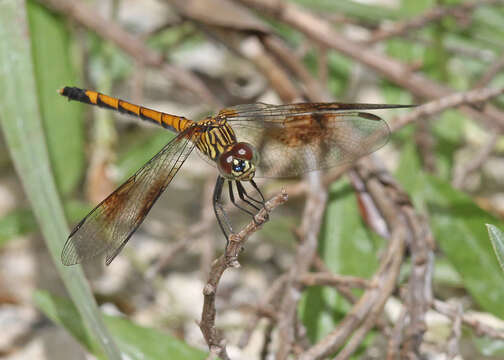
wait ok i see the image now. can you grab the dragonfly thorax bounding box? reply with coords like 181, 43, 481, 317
217, 142, 259, 181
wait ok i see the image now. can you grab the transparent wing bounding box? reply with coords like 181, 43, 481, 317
61, 128, 199, 266
220, 103, 397, 178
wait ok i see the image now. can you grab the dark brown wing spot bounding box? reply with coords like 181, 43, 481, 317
271, 114, 333, 147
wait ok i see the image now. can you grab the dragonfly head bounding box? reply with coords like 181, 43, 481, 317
218, 142, 259, 181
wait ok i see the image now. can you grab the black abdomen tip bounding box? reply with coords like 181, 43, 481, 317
59, 86, 91, 104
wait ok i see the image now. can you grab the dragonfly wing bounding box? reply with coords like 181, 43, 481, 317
61, 128, 198, 266
221, 103, 393, 178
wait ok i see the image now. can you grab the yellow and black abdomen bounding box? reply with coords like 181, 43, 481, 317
60, 87, 193, 133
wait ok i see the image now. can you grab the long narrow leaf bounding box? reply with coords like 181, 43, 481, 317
487, 224, 504, 273
0, 2, 121, 359
35, 290, 208, 360
27, 0, 85, 195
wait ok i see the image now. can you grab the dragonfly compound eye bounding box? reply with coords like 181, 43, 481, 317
218, 142, 258, 180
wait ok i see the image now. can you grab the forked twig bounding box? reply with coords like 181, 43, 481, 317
199, 191, 288, 359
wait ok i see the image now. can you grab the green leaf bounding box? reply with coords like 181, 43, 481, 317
35, 290, 208, 360
396, 149, 504, 318
486, 224, 504, 273
300, 179, 381, 342
431, 110, 467, 181
0, 201, 91, 249
292, 0, 404, 24
0, 2, 120, 358
26, 0, 84, 195
0, 209, 37, 247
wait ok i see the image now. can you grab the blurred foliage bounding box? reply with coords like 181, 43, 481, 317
299, 178, 383, 342
0, 1, 123, 358
397, 143, 504, 317
0, 0, 503, 358
35, 290, 208, 360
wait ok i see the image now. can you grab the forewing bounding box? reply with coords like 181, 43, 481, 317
61, 129, 198, 266
221, 103, 392, 177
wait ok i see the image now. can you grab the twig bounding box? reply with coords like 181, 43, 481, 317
261, 36, 331, 101
236, 0, 504, 131
295, 160, 408, 360
365, 0, 502, 44
298, 272, 370, 290
474, 53, 504, 88
299, 226, 406, 360
311, 255, 360, 304
401, 207, 434, 357
275, 172, 328, 360
390, 86, 504, 132
433, 300, 504, 341
447, 303, 463, 360
386, 306, 407, 360
238, 274, 288, 348
452, 131, 498, 189
408, 34, 496, 62
38, 0, 220, 105
260, 321, 274, 360
414, 117, 437, 173
204, 28, 301, 103
199, 191, 288, 359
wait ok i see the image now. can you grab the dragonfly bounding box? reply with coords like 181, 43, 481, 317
59, 86, 411, 266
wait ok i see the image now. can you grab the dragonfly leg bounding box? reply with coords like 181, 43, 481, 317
233, 181, 268, 225
213, 175, 233, 241
236, 180, 263, 205
248, 179, 268, 222
228, 181, 259, 216
249, 179, 266, 204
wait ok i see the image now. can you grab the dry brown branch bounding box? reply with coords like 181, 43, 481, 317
261, 36, 331, 101
292, 160, 413, 359
408, 33, 496, 62
433, 300, 504, 341
276, 172, 328, 359
238, 274, 288, 348
39, 0, 220, 105
311, 255, 360, 305
236, 0, 504, 131
204, 29, 301, 103
401, 207, 434, 357
298, 226, 406, 360
298, 272, 370, 289
365, 0, 502, 44
414, 117, 437, 173
386, 306, 407, 360
474, 53, 504, 88
447, 303, 463, 360
357, 159, 434, 358
199, 191, 288, 359
348, 170, 390, 238
260, 321, 274, 360
166, 0, 301, 103
452, 131, 499, 189
390, 86, 504, 132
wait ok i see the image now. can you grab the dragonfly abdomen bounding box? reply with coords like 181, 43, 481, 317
59, 87, 193, 133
